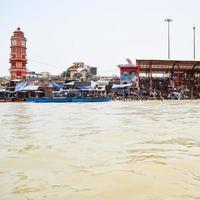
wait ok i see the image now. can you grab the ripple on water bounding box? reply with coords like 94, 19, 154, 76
0, 101, 200, 200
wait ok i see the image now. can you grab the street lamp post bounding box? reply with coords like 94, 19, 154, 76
193, 26, 196, 60
164, 18, 173, 59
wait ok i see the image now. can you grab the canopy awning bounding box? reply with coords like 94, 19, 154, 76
49, 83, 64, 90
136, 59, 200, 72
79, 86, 95, 91
112, 83, 132, 89
64, 81, 75, 86
22, 85, 40, 91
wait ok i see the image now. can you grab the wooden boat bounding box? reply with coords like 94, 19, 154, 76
0, 98, 13, 102
0, 98, 25, 102
25, 97, 111, 103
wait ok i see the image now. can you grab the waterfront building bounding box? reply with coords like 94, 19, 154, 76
118, 59, 140, 86
41, 72, 50, 79
0, 76, 10, 86
67, 62, 97, 80
26, 71, 43, 80
116, 59, 200, 99
9, 27, 28, 80
26, 71, 52, 81
137, 59, 200, 99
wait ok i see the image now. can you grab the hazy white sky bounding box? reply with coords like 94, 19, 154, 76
0, 0, 200, 76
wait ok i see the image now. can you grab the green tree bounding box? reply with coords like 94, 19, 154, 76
61, 68, 70, 78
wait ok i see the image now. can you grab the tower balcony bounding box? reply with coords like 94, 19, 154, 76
9, 68, 27, 72
9, 58, 27, 63
10, 46, 27, 49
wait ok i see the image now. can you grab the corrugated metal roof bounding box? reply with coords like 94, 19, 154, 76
136, 59, 200, 72
22, 85, 39, 91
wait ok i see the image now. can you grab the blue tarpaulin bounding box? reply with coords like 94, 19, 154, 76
112, 83, 132, 89
15, 82, 28, 92
79, 86, 94, 91
49, 83, 64, 90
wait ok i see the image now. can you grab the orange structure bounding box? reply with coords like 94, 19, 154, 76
9, 27, 28, 80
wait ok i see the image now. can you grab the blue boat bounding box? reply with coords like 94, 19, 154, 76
25, 97, 111, 103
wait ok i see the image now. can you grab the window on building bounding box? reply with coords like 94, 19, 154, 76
12, 48, 16, 53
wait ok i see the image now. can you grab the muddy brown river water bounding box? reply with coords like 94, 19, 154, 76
0, 101, 200, 200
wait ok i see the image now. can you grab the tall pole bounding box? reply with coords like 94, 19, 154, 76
164, 18, 173, 59
193, 26, 196, 60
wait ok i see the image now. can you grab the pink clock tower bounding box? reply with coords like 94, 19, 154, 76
9, 27, 28, 80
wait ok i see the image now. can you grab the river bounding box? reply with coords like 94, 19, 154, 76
0, 101, 200, 200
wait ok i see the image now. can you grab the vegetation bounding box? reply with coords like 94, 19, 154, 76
61, 68, 70, 78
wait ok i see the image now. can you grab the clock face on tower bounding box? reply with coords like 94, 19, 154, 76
22, 40, 26, 47
11, 40, 16, 46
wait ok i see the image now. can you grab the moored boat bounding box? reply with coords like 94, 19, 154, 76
25, 97, 111, 103
0, 98, 25, 102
